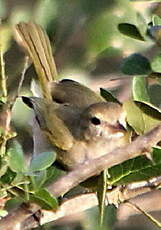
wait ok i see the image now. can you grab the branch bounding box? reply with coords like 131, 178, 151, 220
49, 123, 161, 197
0, 123, 161, 230
20, 180, 160, 229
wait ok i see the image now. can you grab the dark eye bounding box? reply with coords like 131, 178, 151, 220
90, 117, 101, 125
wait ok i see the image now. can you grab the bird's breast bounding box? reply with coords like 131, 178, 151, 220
56, 134, 129, 170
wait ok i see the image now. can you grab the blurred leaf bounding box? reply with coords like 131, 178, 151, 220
1, 168, 16, 184
118, 23, 145, 41
151, 53, 161, 73
104, 205, 117, 229
100, 88, 121, 104
149, 84, 161, 106
30, 170, 47, 191
45, 166, 62, 186
123, 100, 161, 135
121, 53, 151, 75
8, 141, 25, 173
10, 8, 32, 25
137, 13, 147, 37
87, 12, 118, 55
0, 157, 8, 177
108, 147, 161, 185
11, 173, 29, 187
97, 47, 122, 59
29, 151, 56, 172
0, 209, 8, 217
0, 0, 6, 18
152, 15, 161, 26
30, 188, 58, 210
34, 0, 58, 28
5, 197, 23, 211
132, 76, 150, 102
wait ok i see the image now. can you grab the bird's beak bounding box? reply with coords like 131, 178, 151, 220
102, 121, 127, 139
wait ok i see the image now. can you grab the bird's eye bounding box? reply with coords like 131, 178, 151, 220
90, 117, 101, 125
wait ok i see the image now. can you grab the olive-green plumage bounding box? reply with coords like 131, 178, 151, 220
16, 22, 129, 171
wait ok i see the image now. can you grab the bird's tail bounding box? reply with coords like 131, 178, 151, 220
15, 22, 57, 100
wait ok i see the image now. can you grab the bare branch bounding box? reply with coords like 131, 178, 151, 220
20, 180, 160, 229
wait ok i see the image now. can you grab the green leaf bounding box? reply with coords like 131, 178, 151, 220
11, 173, 29, 186
121, 53, 152, 75
0, 168, 16, 184
100, 88, 121, 104
132, 76, 150, 102
5, 197, 23, 211
30, 188, 58, 210
0, 157, 8, 177
45, 166, 62, 186
118, 23, 145, 41
107, 147, 161, 186
97, 170, 107, 226
29, 151, 56, 172
152, 15, 161, 26
137, 13, 147, 37
30, 170, 47, 191
8, 141, 25, 173
0, 209, 8, 217
151, 53, 161, 73
123, 100, 161, 135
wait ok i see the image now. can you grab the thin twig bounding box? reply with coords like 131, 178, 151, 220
0, 46, 7, 101
126, 201, 161, 228
17, 56, 30, 97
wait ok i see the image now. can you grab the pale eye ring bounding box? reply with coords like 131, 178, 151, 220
90, 117, 101, 125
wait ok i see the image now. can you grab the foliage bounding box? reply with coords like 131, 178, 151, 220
0, 1, 161, 230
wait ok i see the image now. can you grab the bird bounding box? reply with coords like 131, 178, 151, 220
15, 22, 129, 171
22, 96, 128, 170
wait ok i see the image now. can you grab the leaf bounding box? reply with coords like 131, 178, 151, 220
118, 23, 145, 41
107, 147, 161, 186
45, 166, 62, 186
100, 88, 121, 104
120, 53, 152, 75
12, 173, 29, 187
123, 100, 161, 135
151, 53, 161, 73
137, 13, 147, 38
97, 170, 107, 227
29, 151, 56, 172
8, 141, 25, 173
132, 76, 150, 102
0, 168, 16, 184
0, 157, 8, 177
5, 197, 23, 210
30, 188, 58, 210
30, 170, 47, 191
152, 15, 161, 26
0, 209, 8, 217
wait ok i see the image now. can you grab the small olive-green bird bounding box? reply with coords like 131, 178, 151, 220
22, 96, 128, 170
15, 22, 129, 171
